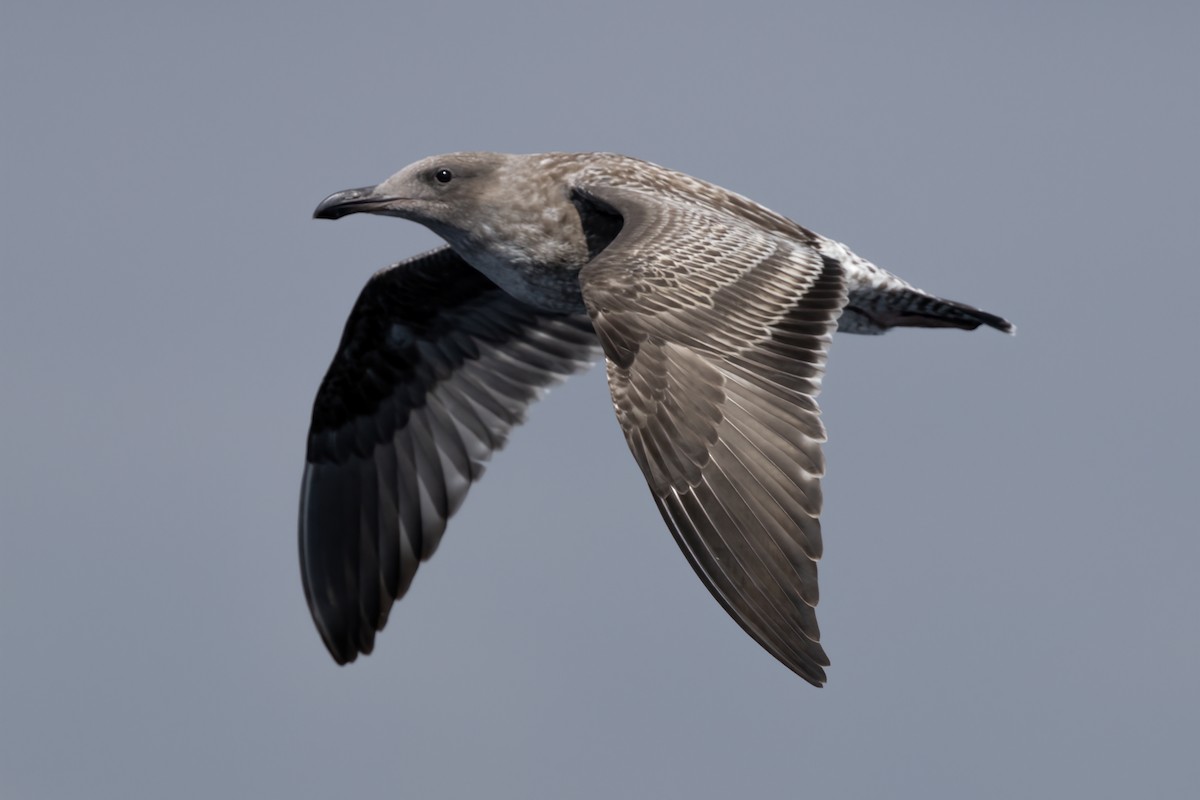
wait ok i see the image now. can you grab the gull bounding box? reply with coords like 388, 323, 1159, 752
302, 152, 1012, 686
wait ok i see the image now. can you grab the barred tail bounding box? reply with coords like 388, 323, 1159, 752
838, 287, 1014, 335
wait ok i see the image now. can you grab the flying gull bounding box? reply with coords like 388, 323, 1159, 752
302, 152, 1012, 686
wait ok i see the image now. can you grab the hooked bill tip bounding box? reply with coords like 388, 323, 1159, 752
313, 185, 381, 220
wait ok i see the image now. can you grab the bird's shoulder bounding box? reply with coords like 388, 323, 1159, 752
566, 152, 819, 246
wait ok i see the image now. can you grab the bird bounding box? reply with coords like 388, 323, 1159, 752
301, 151, 1012, 687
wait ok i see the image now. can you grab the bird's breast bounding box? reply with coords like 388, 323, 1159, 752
455, 244, 588, 314
448, 216, 591, 314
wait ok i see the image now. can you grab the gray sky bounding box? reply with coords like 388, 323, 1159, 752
2, 2, 1197, 798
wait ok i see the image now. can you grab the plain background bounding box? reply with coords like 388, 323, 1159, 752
3, 2, 1197, 798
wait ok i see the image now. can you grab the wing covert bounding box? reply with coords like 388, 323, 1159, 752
576, 184, 848, 685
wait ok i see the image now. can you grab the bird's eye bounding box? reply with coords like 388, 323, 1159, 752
434, 168, 453, 184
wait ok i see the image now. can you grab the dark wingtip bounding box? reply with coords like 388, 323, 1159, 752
321, 623, 373, 666
796, 664, 828, 688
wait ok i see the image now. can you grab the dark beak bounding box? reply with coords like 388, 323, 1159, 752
313, 185, 389, 220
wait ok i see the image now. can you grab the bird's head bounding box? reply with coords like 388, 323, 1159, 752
312, 152, 525, 238
314, 151, 599, 275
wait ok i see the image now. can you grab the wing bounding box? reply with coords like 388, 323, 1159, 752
301, 246, 598, 663
575, 185, 848, 686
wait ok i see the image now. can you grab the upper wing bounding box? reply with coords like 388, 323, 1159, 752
575, 185, 848, 686
301, 246, 598, 663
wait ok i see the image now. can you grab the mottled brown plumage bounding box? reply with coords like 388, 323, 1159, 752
303, 152, 1012, 685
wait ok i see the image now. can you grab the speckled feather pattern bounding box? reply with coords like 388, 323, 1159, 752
302, 151, 1012, 685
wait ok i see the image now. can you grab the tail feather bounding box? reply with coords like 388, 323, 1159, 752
838, 287, 1014, 335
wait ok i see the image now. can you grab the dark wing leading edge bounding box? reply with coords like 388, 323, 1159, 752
301, 246, 598, 664
575, 184, 848, 686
